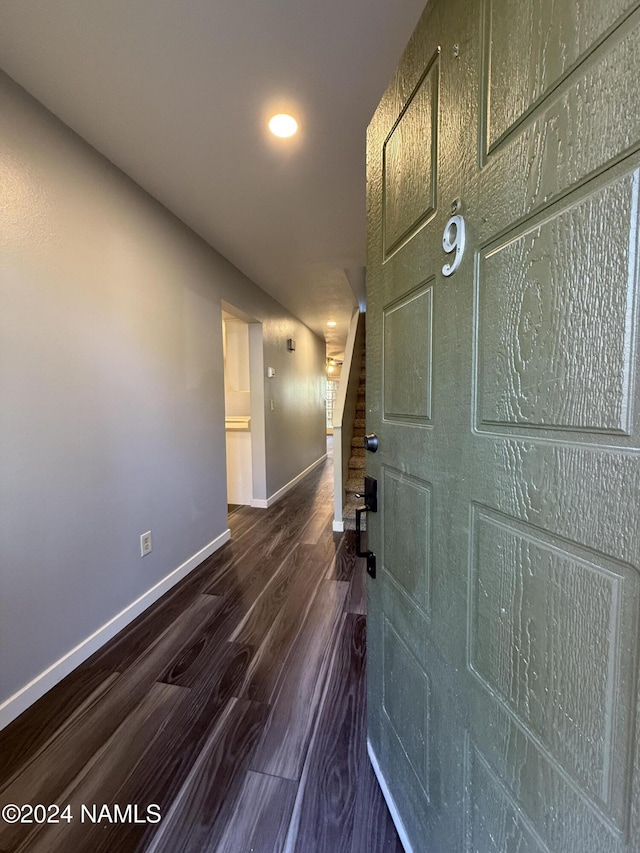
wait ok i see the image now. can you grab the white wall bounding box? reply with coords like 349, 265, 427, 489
0, 71, 326, 721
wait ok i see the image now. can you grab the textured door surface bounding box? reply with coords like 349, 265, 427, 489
366, 1, 640, 851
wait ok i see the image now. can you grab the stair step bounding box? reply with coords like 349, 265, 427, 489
342, 496, 366, 530
343, 494, 362, 515
343, 342, 367, 518
346, 475, 364, 494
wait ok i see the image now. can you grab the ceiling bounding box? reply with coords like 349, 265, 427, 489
0, 0, 426, 359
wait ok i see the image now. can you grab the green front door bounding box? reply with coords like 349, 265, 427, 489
366, 1, 640, 850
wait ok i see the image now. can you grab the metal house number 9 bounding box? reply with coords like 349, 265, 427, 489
442, 214, 466, 276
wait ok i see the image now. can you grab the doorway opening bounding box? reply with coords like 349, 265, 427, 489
221, 302, 267, 514
325, 357, 342, 436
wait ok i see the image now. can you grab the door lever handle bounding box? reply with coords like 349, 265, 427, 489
356, 507, 377, 579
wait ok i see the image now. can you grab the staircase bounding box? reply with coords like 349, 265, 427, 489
343, 353, 366, 529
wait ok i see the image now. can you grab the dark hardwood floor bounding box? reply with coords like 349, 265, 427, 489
0, 443, 402, 852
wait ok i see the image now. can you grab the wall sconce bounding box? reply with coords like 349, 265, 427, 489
287, 338, 296, 351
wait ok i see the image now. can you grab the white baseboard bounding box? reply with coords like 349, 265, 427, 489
367, 739, 414, 853
252, 454, 327, 509
332, 519, 345, 532
0, 528, 231, 731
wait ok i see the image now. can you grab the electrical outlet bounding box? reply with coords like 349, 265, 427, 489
140, 531, 152, 557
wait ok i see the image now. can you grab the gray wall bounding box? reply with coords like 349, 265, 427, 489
0, 71, 326, 708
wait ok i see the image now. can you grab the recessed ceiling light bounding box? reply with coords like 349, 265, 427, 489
327, 320, 337, 327
269, 114, 298, 138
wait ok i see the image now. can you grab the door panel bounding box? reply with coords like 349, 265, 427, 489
383, 51, 439, 257
483, 0, 637, 152
366, 0, 640, 850
465, 735, 551, 853
478, 8, 640, 231
469, 506, 639, 827
382, 466, 432, 614
476, 171, 639, 439
383, 617, 431, 797
383, 283, 434, 423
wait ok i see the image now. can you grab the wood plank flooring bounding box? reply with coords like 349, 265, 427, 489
0, 443, 402, 852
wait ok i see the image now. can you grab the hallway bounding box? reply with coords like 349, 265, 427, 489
0, 444, 402, 852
